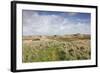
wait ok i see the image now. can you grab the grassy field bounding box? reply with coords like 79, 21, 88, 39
22, 34, 91, 63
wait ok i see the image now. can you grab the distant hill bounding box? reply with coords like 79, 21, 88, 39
23, 34, 90, 41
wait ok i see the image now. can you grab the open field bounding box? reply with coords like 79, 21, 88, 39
22, 34, 91, 63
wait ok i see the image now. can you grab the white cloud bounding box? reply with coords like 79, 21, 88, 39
23, 11, 90, 36
67, 12, 78, 16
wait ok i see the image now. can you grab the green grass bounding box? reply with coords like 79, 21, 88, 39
22, 40, 91, 63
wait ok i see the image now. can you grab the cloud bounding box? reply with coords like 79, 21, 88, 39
67, 12, 78, 16
23, 10, 90, 36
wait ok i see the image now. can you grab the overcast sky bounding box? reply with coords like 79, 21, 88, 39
22, 10, 91, 36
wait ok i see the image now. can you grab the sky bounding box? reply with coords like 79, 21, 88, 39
22, 10, 91, 36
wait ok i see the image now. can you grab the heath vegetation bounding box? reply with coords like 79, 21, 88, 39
22, 34, 91, 63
